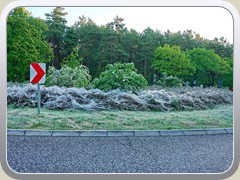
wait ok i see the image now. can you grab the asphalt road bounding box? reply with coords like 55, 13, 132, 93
7, 134, 233, 173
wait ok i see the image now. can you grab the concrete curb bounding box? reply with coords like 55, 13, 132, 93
7, 128, 233, 137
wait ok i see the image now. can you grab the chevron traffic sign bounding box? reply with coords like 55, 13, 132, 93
30, 63, 46, 84
30, 63, 46, 114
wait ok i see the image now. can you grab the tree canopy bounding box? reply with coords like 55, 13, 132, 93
7, 7, 233, 88
7, 7, 52, 82
45, 7, 68, 69
152, 45, 195, 78
186, 48, 232, 86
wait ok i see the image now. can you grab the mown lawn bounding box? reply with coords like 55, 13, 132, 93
7, 104, 233, 130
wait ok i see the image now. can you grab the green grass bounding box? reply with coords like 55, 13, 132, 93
7, 104, 233, 130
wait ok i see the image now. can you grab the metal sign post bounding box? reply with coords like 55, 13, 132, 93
37, 83, 41, 115
30, 63, 46, 115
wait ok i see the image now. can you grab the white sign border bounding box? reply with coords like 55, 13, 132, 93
30, 63, 46, 84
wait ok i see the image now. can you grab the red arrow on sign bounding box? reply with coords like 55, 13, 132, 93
31, 63, 46, 84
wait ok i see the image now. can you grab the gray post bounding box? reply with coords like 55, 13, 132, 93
56, 69, 60, 85
153, 74, 157, 85
38, 83, 40, 115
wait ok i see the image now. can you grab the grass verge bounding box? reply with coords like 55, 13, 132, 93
7, 105, 233, 130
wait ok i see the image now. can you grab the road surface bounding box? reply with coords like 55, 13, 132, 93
7, 134, 233, 173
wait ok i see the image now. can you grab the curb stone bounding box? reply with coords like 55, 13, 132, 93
80, 131, 107, 137
205, 128, 228, 135
160, 130, 184, 136
52, 131, 80, 137
7, 128, 233, 137
25, 130, 52, 136
225, 128, 233, 134
7, 130, 25, 136
134, 130, 160, 137
183, 129, 206, 135
108, 130, 134, 137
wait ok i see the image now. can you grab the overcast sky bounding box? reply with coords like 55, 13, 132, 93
26, 7, 233, 43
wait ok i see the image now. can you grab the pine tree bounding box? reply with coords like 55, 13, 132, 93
45, 7, 68, 69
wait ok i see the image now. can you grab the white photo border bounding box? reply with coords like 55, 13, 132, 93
0, 0, 239, 179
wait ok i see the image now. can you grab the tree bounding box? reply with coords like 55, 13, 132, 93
76, 23, 103, 77
162, 30, 233, 59
95, 27, 129, 76
186, 48, 232, 86
152, 45, 195, 78
163, 30, 203, 51
204, 37, 233, 58
122, 29, 140, 63
62, 47, 82, 69
136, 27, 160, 82
45, 7, 68, 69
221, 57, 233, 88
107, 15, 126, 33
76, 15, 96, 26
7, 7, 52, 82
62, 26, 78, 58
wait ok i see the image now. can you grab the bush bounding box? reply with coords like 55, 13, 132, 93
92, 63, 148, 91
157, 73, 183, 87
45, 65, 91, 88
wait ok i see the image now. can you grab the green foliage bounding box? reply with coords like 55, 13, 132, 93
162, 30, 233, 58
45, 7, 68, 69
74, 23, 104, 78
185, 48, 232, 86
7, 7, 233, 87
92, 63, 148, 91
163, 30, 199, 51
95, 28, 129, 74
221, 57, 233, 88
157, 73, 183, 87
45, 65, 91, 88
62, 47, 82, 69
62, 26, 78, 58
204, 37, 233, 58
137, 27, 160, 82
152, 44, 195, 78
107, 15, 126, 32
7, 7, 52, 82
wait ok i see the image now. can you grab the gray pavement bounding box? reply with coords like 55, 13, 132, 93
7, 134, 233, 173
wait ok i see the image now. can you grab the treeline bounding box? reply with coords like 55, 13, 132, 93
7, 7, 233, 87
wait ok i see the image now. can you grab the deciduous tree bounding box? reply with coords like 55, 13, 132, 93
7, 7, 52, 82
152, 45, 195, 79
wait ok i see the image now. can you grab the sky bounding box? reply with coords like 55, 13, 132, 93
26, 7, 233, 43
